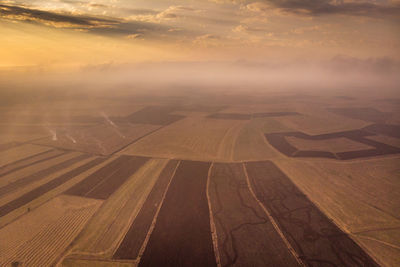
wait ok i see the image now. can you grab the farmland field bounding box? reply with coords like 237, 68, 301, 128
0, 89, 398, 267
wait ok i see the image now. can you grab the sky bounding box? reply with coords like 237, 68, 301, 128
0, 0, 399, 70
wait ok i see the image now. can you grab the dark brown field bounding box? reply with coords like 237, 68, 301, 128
139, 160, 217, 267
0, 157, 105, 217
245, 161, 379, 266
113, 159, 179, 260
209, 163, 300, 266
65, 155, 148, 199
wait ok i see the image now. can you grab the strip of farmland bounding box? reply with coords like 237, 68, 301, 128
244, 161, 379, 266
0, 157, 106, 218
208, 163, 300, 266
138, 160, 217, 267
65, 159, 168, 259
208, 111, 299, 120
65, 155, 148, 200
0, 149, 65, 177
0, 142, 20, 152
113, 160, 179, 260
0, 144, 52, 168
0, 153, 91, 198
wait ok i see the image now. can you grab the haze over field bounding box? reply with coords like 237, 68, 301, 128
0, 1, 399, 267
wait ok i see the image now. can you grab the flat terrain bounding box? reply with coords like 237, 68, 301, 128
0, 89, 398, 266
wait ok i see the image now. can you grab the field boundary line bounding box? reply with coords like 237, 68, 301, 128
242, 163, 306, 267
111, 159, 170, 256
352, 234, 400, 250
206, 162, 222, 267
111, 125, 166, 155
136, 160, 181, 262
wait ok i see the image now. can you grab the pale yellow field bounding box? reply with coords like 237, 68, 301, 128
277, 110, 369, 135
65, 158, 169, 260
120, 117, 246, 161
275, 156, 400, 266
275, 157, 400, 232
354, 232, 400, 267
286, 136, 373, 152
0, 144, 52, 167
0, 195, 102, 266
232, 118, 290, 161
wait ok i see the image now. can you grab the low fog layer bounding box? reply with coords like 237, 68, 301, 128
1, 57, 399, 105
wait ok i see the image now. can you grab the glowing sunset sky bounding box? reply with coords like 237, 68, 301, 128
0, 0, 399, 69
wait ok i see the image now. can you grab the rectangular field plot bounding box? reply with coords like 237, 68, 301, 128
208, 163, 299, 266
113, 160, 179, 260
139, 160, 217, 267
245, 161, 379, 267
65, 155, 148, 199
121, 117, 245, 161
0, 195, 102, 266
34, 123, 160, 155
65, 158, 169, 259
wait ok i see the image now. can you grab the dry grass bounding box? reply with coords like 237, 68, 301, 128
65, 158, 168, 260
0, 195, 102, 266
121, 117, 245, 161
